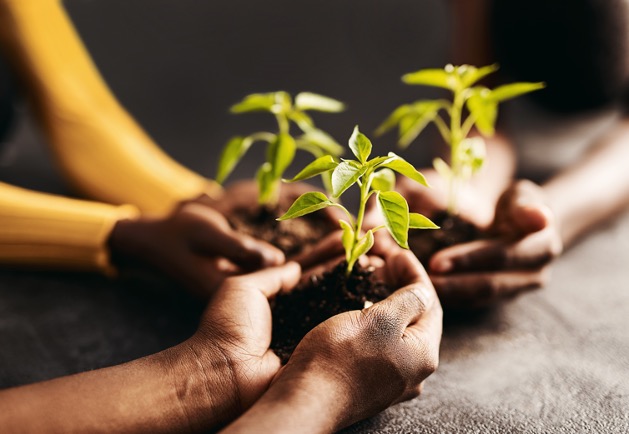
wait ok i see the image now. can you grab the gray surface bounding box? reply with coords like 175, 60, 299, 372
1, 1, 629, 433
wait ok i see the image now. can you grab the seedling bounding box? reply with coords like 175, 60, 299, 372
278, 126, 438, 275
216, 91, 345, 206
377, 64, 544, 214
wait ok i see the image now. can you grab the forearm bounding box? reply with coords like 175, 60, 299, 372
0, 338, 234, 433
0, 0, 219, 215
543, 118, 629, 246
0, 182, 138, 274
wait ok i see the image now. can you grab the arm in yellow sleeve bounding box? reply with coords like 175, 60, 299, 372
0, 0, 219, 216
0, 182, 138, 274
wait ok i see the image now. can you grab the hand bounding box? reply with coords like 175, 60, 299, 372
108, 201, 285, 297
429, 180, 563, 308
224, 250, 443, 433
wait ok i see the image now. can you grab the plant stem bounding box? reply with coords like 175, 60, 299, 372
346, 172, 372, 276
447, 90, 465, 215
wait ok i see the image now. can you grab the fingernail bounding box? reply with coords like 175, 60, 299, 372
431, 259, 452, 274
259, 246, 285, 266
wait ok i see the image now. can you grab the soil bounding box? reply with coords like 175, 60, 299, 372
229, 205, 336, 257
271, 261, 391, 363
409, 211, 480, 265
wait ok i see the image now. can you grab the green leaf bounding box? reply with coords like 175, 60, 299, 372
398, 101, 443, 148
433, 157, 452, 180
459, 137, 486, 174
348, 126, 372, 163
409, 213, 439, 229
288, 110, 315, 131
459, 64, 499, 88
490, 82, 545, 102
377, 191, 410, 249
267, 133, 296, 178
466, 87, 497, 136
382, 153, 428, 187
257, 163, 277, 204
402, 68, 458, 90
294, 92, 345, 112
286, 155, 338, 182
339, 219, 355, 262
216, 136, 252, 184
277, 192, 333, 220
331, 161, 366, 198
299, 129, 345, 157
375, 104, 412, 136
230, 93, 277, 114
349, 230, 374, 271
370, 168, 396, 192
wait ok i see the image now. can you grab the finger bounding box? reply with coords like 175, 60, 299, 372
290, 230, 345, 269
188, 205, 285, 269
430, 228, 559, 273
403, 294, 443, 378
493, 180, 550, 237
379, 249, 426, 288
430, 267, 550, 308
225, 262, 302, 298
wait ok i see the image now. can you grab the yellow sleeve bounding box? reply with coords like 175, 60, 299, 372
0, 182, 139, 274
0, 0, 220, 216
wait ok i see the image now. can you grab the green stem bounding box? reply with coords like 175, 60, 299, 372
347, 171, 372, 276
447, 90, 465, 215
275, 113, 290, 136
433, 115, 451, 143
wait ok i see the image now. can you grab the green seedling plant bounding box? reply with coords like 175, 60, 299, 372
377, 64, 545, 214
216, 91, 346, 207
278, 126, 439, 275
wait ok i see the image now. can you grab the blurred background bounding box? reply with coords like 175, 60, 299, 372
0, 0, 452, 195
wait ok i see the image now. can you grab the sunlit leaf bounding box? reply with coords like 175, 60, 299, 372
230, 93, 277, 113
294, 92, 345, 112
409, 213, 439, 229
267, 133, 296, 178
288, 110, 315, 131
286, 155, 338, 182
375, 104, 412, 136
490, 82, 545, 102
460, 64, 499, 88
466, 87, 497, 136
339, 219, 355, 262
257, 163, 277, 204
331, 161, 366, 198
349, 230, 374, 271
402, 68, 458, 91
398, 101, 444, 148
377, 191, 410, 249
349, 126, 372, 163
370, 168, 396, 192
299, 129, 345, 157
277, 192, 333, 220
216, 136, 252, 184
382, 153, 428, 187
433, 157, 452, 180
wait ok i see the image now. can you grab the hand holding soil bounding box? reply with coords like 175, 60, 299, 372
429, 180, 563, 308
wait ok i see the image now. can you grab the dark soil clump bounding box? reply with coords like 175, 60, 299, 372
271, 261, 391, 363
409, 211, 480, 264
229, 206, 336, 257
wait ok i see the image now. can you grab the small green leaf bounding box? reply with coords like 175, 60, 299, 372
267, 133, 296, 178
397, 101, 443, 148
349, 230, 374, 271
216, 136, 252, 184
339, 219, 355, 262
294, 92, 345, 112
377, 191, 410, 249
230, 93, 277, 114
460, 64, 499, 88
370, 168, 396, 192
433, 157, 452, 180
299, 129, 345, 157
490, 82, 545, 102
277, 192, 333, 220
348, 126, 372, 163
409, 213, 439, 229
288, 110, 315, 131
466, 87, 497, 136
402, 68, 458, 91
331, 161, 366, 197
459, 137, 486, 175
382, 153, 429, 187
375, 104, 412, 136
286, 155, 338, 182
257, 163, 277, 204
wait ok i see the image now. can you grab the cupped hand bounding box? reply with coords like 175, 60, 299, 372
273, 249, 443, 430
429, 180, 563, 308
108, 200, 285, 297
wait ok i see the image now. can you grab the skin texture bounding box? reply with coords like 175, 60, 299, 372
0, 249, 442, 433
222, 250, 443, 434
